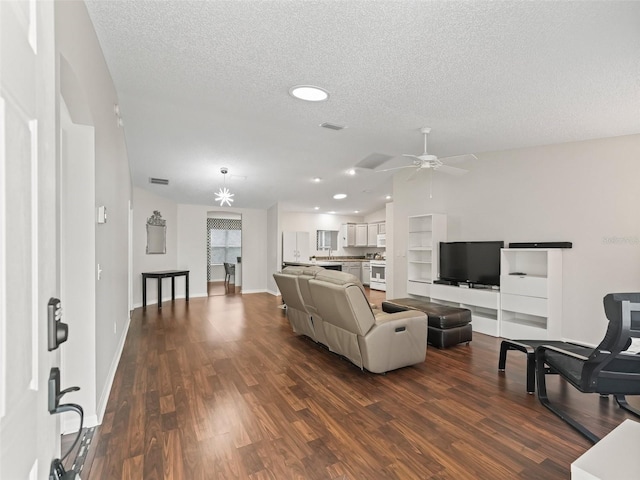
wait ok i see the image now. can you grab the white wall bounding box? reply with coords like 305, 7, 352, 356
384, 202, 395, 299
132, 198, 269, 304
364, 208, 386, 223
56, 1, 132, 424
177, 204, 268, 296
267, 203, 281, 294
176, 204, 207, 295
60, 100, 97, 429
132, 187, 178, 306
391, 134, 640, 345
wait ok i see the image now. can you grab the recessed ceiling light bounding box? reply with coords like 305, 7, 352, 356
289, 85, 329, 102
354, 210, 360, 213
313, 177, 322, 183
347, 169, 356, 176
333, 193, 347, 200
314, 206, 320, 210
385, 195, 392, 200
328, 211, 336, 214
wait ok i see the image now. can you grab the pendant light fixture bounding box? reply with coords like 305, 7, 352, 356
214, 167, 234, 206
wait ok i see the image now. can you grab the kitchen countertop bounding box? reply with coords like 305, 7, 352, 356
283, 258, 384, 268
283, 261, 342, 267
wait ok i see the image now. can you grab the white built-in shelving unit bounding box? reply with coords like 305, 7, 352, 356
499, 248, 563, 339
406, 214, 447, 298
405, 213, 564, 338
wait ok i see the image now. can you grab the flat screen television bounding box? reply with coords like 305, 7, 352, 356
439, 241, 504, 286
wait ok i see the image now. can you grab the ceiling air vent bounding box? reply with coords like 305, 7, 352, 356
355, 153, 394, 170
320, 122, 346, 131
149, 177, 169, 185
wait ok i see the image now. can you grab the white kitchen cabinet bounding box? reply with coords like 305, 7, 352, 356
342, 262, 362, 281
362, 262, 371, 285
378, 222, 386, 234
282, 231, 310, 263
341, 223, 356, 247
355, 224, 368, 246
499, 248, 563, 339
367, 223, 379, 247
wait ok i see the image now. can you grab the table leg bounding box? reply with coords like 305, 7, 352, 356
142, 275, 147, 309
158, 277, 162, 309
186, 273, 189, 302
171, 276, 176, 302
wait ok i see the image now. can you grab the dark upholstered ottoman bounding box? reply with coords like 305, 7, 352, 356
382, 298, 472, 348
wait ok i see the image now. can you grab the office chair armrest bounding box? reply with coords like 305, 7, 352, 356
535, 344, 591, 362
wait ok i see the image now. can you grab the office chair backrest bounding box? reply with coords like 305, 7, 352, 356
581, 293, 640, 383
599, 293, 640, 353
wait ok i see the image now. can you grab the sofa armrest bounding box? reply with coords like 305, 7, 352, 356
358, 311, 428, 373
373, 309, 424, 325
381, 302, 411, 314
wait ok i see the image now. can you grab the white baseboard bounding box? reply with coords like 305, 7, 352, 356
266, 289, 280, 296
132, 292, 208, 309
96, 313, 131, 424
62, 413, 98, 434
240, 288, 268, 294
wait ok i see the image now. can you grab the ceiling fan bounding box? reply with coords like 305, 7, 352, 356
379, 127, 475, 178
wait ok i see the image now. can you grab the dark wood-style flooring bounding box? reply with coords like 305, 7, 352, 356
81, 291, 639, 479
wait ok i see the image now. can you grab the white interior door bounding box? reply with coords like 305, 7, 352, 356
0, 1, 60, 478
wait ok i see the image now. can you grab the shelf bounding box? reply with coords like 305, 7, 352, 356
502, 293, 547, 317
428, 283, 501, 336
501, 312, 548, 339
407, 280, 431, 297
463, 305, 499, 321
471, 315, 500, 337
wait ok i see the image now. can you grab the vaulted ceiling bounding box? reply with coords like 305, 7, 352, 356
85, 1, 640, 215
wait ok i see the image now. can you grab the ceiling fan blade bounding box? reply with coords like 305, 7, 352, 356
375, 165, 416, 173
402, 154, 423, 161
439, 153, 477, 164
435, 164, 468, 176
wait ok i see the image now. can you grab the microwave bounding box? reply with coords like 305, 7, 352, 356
376, 234, 386, 247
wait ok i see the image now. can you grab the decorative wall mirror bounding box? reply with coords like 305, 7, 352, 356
146, 210, 166, 254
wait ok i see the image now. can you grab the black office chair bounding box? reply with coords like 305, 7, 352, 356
223, 262, 235, 291
536, 293, 640, 443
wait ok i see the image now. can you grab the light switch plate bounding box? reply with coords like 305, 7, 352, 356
97, 205, 107, 224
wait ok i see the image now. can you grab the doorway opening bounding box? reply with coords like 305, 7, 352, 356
207, 213, 242, 296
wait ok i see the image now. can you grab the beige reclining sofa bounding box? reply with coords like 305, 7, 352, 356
273, 266, 428, 373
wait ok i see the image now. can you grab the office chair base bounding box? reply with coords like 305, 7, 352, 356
614, 395, 640, 418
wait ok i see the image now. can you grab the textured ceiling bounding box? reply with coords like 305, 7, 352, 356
85, 0, 640, 214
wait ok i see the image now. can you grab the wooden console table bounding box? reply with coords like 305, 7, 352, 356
142, 270, 189, 309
